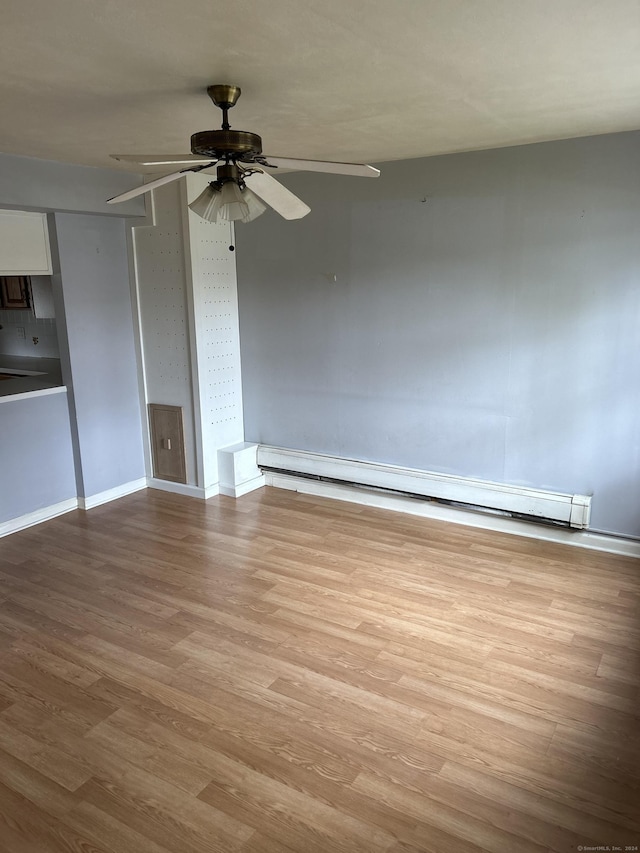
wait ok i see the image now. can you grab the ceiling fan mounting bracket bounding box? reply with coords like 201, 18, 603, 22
190, 129, 263, 160
207, 84, 242, 110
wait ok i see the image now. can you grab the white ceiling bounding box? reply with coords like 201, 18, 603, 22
1, 0, 639, 172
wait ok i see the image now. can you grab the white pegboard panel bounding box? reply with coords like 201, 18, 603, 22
186, 195, 245, 483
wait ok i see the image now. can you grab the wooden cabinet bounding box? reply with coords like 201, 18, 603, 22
0, 210, 52, 275
0, 275, 56, 317
0, 276, 30, 310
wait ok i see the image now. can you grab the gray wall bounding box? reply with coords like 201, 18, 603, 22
52, 213, 145, 499
0, 392, 76, 522
0, 154, 147, 525
235, 131, 640, 538
133, 180, 198, 485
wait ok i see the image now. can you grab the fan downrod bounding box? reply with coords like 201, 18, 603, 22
192, 83, 262, 160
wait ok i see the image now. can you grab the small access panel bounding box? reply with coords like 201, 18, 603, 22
149, 404, 187, 484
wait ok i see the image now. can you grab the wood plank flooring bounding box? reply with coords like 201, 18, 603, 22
0, 486, 639, 852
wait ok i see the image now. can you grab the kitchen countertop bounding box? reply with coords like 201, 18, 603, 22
0, 354, 64, 399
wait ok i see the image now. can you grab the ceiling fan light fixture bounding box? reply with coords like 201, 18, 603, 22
108, 83, 380, 214
188, 179, 266, 224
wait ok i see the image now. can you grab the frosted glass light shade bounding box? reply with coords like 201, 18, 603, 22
240, 188, 267, 222
188, 184, 223, 221
217, 182, 250, 221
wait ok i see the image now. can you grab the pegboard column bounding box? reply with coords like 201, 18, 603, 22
182, 173, 246, 493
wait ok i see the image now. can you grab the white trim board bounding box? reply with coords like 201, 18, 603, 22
0, 386, 67, 405
264, 472, 640, 559
78, 478, 147, 511
1, 478, 217, 541
257, 446, 591, 528
1, 479, 148, 537
147, 477, 219, 500
219, 474, 265, 498
0, 498, 78, 538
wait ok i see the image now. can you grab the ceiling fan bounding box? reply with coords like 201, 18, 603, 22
107, 84, 380, 223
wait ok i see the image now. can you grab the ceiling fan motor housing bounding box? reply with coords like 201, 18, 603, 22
190, 129, 263, 161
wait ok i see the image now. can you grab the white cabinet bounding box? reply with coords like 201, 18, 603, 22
0, 210, 52, 275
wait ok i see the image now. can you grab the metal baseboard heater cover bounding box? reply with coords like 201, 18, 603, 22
257, 446, 592, 529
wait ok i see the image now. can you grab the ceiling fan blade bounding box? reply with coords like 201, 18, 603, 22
260, 156, 380, 178
242, 170, 311, 220
106, 169, 191, 204
111, 154, 215, 166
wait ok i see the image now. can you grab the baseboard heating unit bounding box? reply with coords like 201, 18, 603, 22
256, 446, 592, 529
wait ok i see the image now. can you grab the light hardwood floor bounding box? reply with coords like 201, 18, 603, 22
0, 486, 639, 852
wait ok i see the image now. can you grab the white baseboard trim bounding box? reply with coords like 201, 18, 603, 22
79, 478, 148, 511
219, 474, 265, 498
0, 498, 79, 538
265, 472, 640, 559
204, 483, 221, 500
146, 478, 219, 500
